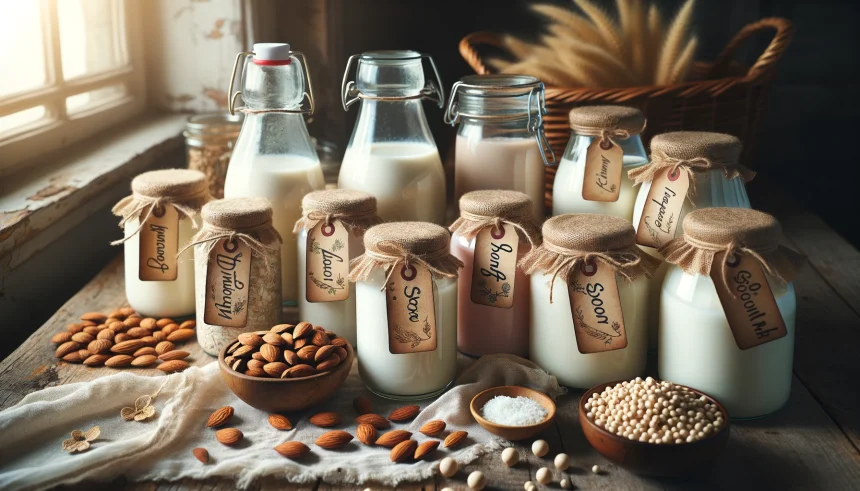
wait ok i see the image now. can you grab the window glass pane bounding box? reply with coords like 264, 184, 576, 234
0, 106, 47, 137
59, 0, 127, 80
66, 84, 126, 114
0, 1, 47, 97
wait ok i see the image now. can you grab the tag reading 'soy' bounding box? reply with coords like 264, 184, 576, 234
568, 260, 628, 353
470, 223, 519, 309
636, 168, 690, 248
386, 263, 438, 354
711, 252, 787, 350
582, 138, 624, 202
306, 219, 350, 302
204, 238, 251, 328
139, 204, 180, 281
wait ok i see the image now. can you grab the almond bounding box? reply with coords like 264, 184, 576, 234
353, 396, 373, 415
179, 320, 196, 330
311, 330, 330, 346
262, 332, 285, 346
231, 358, 247, 372
97, 329, 115, 341
238, 332, 264, 347
158, 360, 190, 373
159, 350, 190, 361
122, 317, 141, 328
155, 341, 175, 355
66, 323, 83, 334
71, 332, 94, 344
293, 321, 313, 340
268, 323, 292, 334
215, 428, 243, 446
293, 337, 309, 350
105, 354, 134, 367
153, 331, 166, 342
419, 420, 447, 437
137, 318, 156, 329
443, 430, 468, 448
226, 341, 242, 354
315, 357, 341, 372
51, 332, 73, 344
81, 312, 107, 322
224, 356, 235, 366
166, 329, 195, 342
207, 406, 234, 427
281, 332, 294, 346
111, 339, 146, 354
334, 346, 348, 361
83, 326, 100, 336
247, 359, 265, 371
118, 307, 134, 317
251, 352, 265, 361
108, 320, 124, 331
390, 439, 418, 463
107, 309, 124, 319
309, 411, 341, 427
87, 339, 112, 354
126, 327, 151, 338
260, 344, 281, 363
375, 430, 413, 448
134, 346, 157, 357
283, 350, 300, 366
263, 362, 288, 378
296, 345, 319, 361
286, 364, 316, 378
131, 354, 157, 367
192, 447, 209, 464
55, 341, 80, 358
268, 414, 293, 430
414, 440, 440, 460
388, 404, 420, 422
83, 354, 111, 366
162, 323, 180, 335
315, 430, 353, 449
356, 423, 377, 445
331, 337, 348, 348
233, 345, 255, 357
314, 345, 337, 362
275, 441, 310, 459
62, 351, 86, 363
156, 318, 175, 328
356, 413, 391, 430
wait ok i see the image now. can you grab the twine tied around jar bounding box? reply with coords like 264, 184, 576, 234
293, 189, 382, 235
568, 105, 646, 150
448, 189, 541, 247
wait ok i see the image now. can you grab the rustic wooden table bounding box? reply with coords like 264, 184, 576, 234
1, 211, 858, 490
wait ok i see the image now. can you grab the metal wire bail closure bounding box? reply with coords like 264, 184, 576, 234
340, 53, 446, 111
227, 50, 316, 116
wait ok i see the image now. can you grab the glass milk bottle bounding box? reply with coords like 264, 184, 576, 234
444, 75, 555, 219
349, 222, 463, 399
223, 43, 325, 305
521, 214, 659, 388
111, 169, 211, 318
448, 190, 540, 357
658, 208, 804, 418
295, 189, 381, 347
552, 106, 647, 220
338, 51, 446, 224
630, 132, 755, 349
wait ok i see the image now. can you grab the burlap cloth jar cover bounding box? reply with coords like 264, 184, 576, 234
568, 105, 646, 145
183, 197, 282, 356
293, 189, 381, 236
449, 189, 541, 246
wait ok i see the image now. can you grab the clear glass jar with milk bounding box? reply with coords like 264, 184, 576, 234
657, 208, 805, 418
349, 222, 463, 400
520, 214, 659, 389
223, 43, 325, 305
552, 106, 647, 219
629, 132, 755, 350
444, 75, 555, 220
338, 51, 446, 224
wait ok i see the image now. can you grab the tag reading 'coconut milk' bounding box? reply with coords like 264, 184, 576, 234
204, 238, 251, 328
386, 263, 438, 354
711, 252, 787, 350
568, 260, 628, 353
582, 138, 624, 202
470, 223, 519, 309
636, 168, 691, 248
138, 204, 179, 281
306, 219, 350, 302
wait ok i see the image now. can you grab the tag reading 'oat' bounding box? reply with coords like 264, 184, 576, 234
139, 204, 179, 281
636, 168, 690, 248
386, 263, 438, 354
711, 252, 787, 350
582, 138, 624, 202
204, 238, 251, 328
568, 260, 628, 353
470, 223, 519, 309
306, 219, 350, 302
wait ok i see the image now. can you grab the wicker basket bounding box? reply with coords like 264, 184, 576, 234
460, 18, 794, 210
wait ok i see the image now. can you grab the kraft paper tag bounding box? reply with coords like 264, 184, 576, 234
582, 138, 623, 202
386, 263, 438, 354
306, 219, 350, 302
568, 260, 628, 353
636, 168, 690, 248
470, 223, 519, 309
711, 252, 787, 350
204, 238, 251, 328
138, 204, 179, 281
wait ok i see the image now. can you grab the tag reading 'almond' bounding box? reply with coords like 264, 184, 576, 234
138, 204, 179, 281
306, 219, 350, 302
568, 260, 628, 353
470, 223, 519, 309
582, 138, 624, 202
711, 252, 787, 350
204, 238, 251, 328
636, 168, 690, 248
386, 263, 438, 354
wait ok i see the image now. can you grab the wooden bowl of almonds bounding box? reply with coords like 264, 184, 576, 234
218, 321, 354, 413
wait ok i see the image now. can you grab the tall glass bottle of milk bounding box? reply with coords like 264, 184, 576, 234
224, 43, 325, 304
339, 51, 446, 224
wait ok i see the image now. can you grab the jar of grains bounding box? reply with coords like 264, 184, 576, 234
521, 214, 659, 388
448, 190, 540, 357
183, 197, 282, 356
184, 113, 242, 199
294, 189, 381, 347
349, 222, 464, 400
658, 208, 805, 418
112, 169, 211, 318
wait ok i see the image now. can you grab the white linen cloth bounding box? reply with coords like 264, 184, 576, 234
0, 354, 564, 490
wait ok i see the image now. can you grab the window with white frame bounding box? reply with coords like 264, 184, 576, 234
0, 0, 145, 175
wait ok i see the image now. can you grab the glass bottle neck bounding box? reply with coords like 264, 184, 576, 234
348, 99, 436, 146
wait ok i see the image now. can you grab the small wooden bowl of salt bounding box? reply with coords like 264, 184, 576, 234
470, 386, 556, 441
